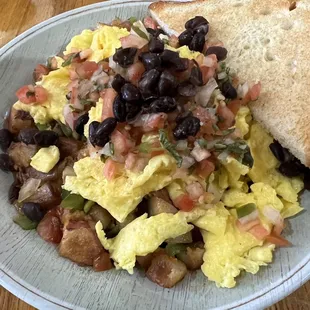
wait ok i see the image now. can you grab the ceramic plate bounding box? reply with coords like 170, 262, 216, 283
0, 1, 309, 309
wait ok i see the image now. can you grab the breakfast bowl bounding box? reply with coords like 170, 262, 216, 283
0, 1, 310, 309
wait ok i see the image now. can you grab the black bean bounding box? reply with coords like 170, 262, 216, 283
113, 47, 137, 68
173, 116, 201, 140
206, 46, 228, 61
190, 65, 203, 86
194, 23, 209, 35
8, 181, 19, 203
269, 141, 284, 162
185, 16, 209, 30
0, 129, 13, 152
178, 81, 197, 97
34, 130, 59, 147
278, 162, 302, 177
149, 37, 164, 53
146, 28, 166, 37
0, 153, 13, 172
75, 113, 89, 136
66, 92, 71, 100
221, 81, 237, 99
149, 97, 177, 113
158, 71, 177, 96
304, 169, 310, 190
178, 29, 194, 47
126, 102, 142, 121
95, 118, 117, 147
113, 96, 127, 122
89, 121, 100, 146
121, 83, 140, 102
138, 69, 161, 100
112, 74, 126, 93
22, 202, 45, 222
189, 33, 205, 52
18, 128, 39, 145
161, 50, 189, 72
242, 151, 254, 168
139, 52, 162, 71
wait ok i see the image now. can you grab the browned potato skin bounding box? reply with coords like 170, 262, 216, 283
6, 108, 34, 134
177, 245, 204, 270
136, 248, 166, 270
57, 137, 84, 160
59, 226, 103, 266
146, 254, 187, 288
8, 142, 38, 168
93, 252, 114, 272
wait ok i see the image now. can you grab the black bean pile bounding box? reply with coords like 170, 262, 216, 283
269, 140, 310, 189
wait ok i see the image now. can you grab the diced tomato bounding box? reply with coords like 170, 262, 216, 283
173, 194, 195, 212
121, 34, 148, 49
37, 209, 63, 244
127, 62, 145, 86
101, 88, 117, 120
16, 85, 36, 104
169, 35, 179, 48
217, 104, 235, 130
143, 16, 158, 30
248, 224, 270, 240
16, 85, 48, 104
33, 64, 50, 82
111, 130, 134, 156
249, 82, 261, 101
125, 152, 137, 170
75, 61, 99, 80
196, 159, 215, 178
93, 251, 114, 271
227, 99, 243, 115
200, 66, 216, 85
141, 113, 167, 132
236, 219, 261, 232
34, 86, 48, 103
265, 234, 291, 247
103, 158, 118, 181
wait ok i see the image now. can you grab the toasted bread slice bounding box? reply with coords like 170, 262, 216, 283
149, 0, 310, 167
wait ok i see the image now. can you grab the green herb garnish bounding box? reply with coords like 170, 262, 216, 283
13, 214, 37, 230
197, 138, 209, 148
62, 52, 79, 67
159, 129, 183, 168
58, 121, 72, 137
237, 203, 256, 219
128, 17, 138, 24
220, 128, 235, 136
165, 244, 187, 257
138, 142, 151, 153
79, 98, 95, 106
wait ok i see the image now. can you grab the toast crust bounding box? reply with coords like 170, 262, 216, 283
149, 0, 310, 166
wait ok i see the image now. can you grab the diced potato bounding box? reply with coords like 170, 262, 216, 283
148, 197, 177, 216
146, 254, 187, 288
89, 205, 113, 230
8, 142, 38, 168
136, 248, 165, 270
177, 243, 205, 270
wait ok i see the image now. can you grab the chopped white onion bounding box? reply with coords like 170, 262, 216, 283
62, 166, 76, 183
131, 20, 150, 40
79, 48, 93, 59
238, 209, 259, 225
203, 56, 215, 67
223, 138, 235, 145
186, 182, 204, 200
217, 71, 227, 80
98, 142, 112, 156
175, 140, 188, 151
207, 183, 223, 203
263, 205, 282, 224
18, 178, 41, 203
159, 34, 169, 41
191, 145, 211, 162
181, 155, 195, 169
217, 150, 230, 162
195, 77, 218, 107
237, 82, 249, 98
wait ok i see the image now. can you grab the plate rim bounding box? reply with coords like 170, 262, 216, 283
0, 1, 310, 309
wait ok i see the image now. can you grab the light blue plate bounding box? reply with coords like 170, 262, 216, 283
0, 1, 309, 309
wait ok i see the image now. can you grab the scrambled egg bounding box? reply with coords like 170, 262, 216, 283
30, 146, 60, 173
200, 210, 273, 288
95, 213, 193, 273
63, 155, 176, 222
247, 122, 303, 203
165, 45, 202, 60
235, 106, 252, 138
14, 67, 70, 125
64, 26, 129, 63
